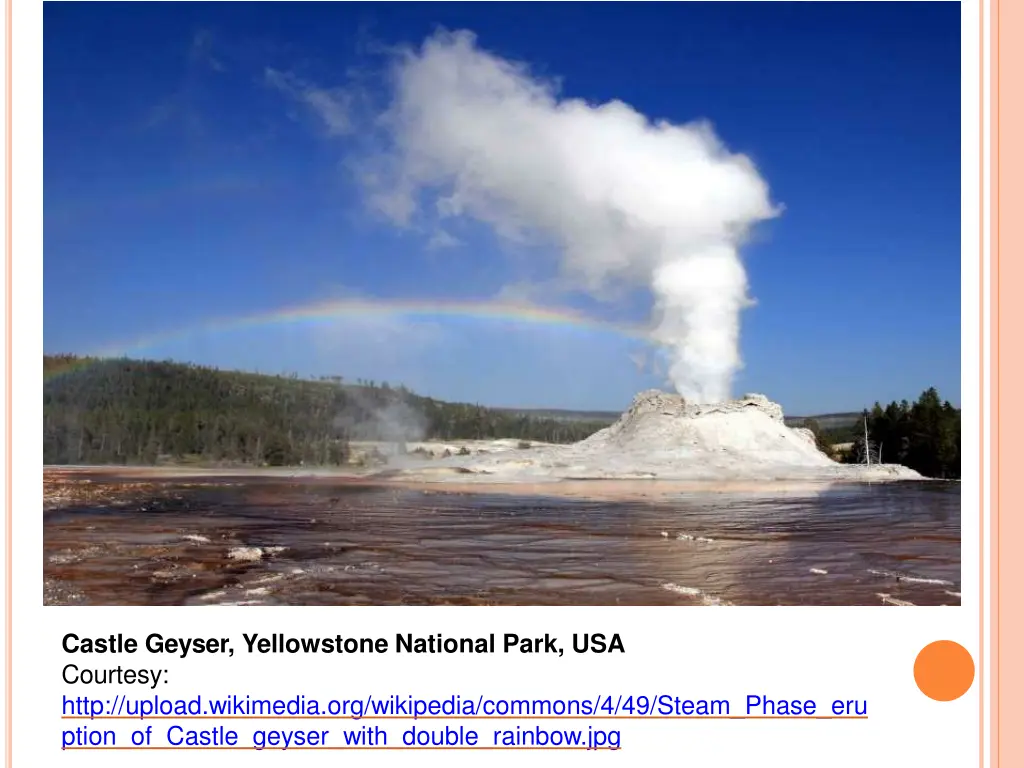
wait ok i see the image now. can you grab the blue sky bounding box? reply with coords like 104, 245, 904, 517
44, 2, 961, 415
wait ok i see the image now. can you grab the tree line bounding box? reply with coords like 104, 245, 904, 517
43, 355, 612, 466
799, 387, 960, 479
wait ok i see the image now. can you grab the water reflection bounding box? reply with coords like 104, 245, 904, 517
43, 477, 960, 607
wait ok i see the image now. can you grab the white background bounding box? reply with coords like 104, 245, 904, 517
3, 0, 984, 765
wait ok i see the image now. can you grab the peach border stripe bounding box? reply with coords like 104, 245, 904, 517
995, 0, 1020, 766
989, 1, 996, 765
4, 0, 11, 764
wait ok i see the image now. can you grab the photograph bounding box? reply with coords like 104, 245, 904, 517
43, 1, 961, 607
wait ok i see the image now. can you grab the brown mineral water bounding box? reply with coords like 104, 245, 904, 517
43, 473, 960, 607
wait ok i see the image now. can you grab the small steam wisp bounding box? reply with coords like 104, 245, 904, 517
370, 30, 780, 403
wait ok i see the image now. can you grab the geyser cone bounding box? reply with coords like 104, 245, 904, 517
418, 389, 922, 484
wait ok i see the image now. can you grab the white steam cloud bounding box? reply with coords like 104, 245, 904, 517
368, 30, 780, 403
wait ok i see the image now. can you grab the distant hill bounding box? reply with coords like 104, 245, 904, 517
785, 412, 862, 429
492, 406, 621, 424
496, 407, 863, 429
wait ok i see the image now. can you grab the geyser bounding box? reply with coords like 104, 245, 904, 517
368, 29, 780, 402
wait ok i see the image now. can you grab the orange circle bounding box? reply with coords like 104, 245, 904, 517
914, 640, 975, 701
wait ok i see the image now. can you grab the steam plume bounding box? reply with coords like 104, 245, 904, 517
369, 30, 780, 403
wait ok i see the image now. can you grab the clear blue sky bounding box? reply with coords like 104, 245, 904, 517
44, 2, 961, 415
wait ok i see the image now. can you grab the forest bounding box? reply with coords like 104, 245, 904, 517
43, 355, 611, 466
840, 387, 961, 479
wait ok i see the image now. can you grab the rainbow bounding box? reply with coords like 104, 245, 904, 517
43, 355, 104, 382
53, 297, 652, 372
